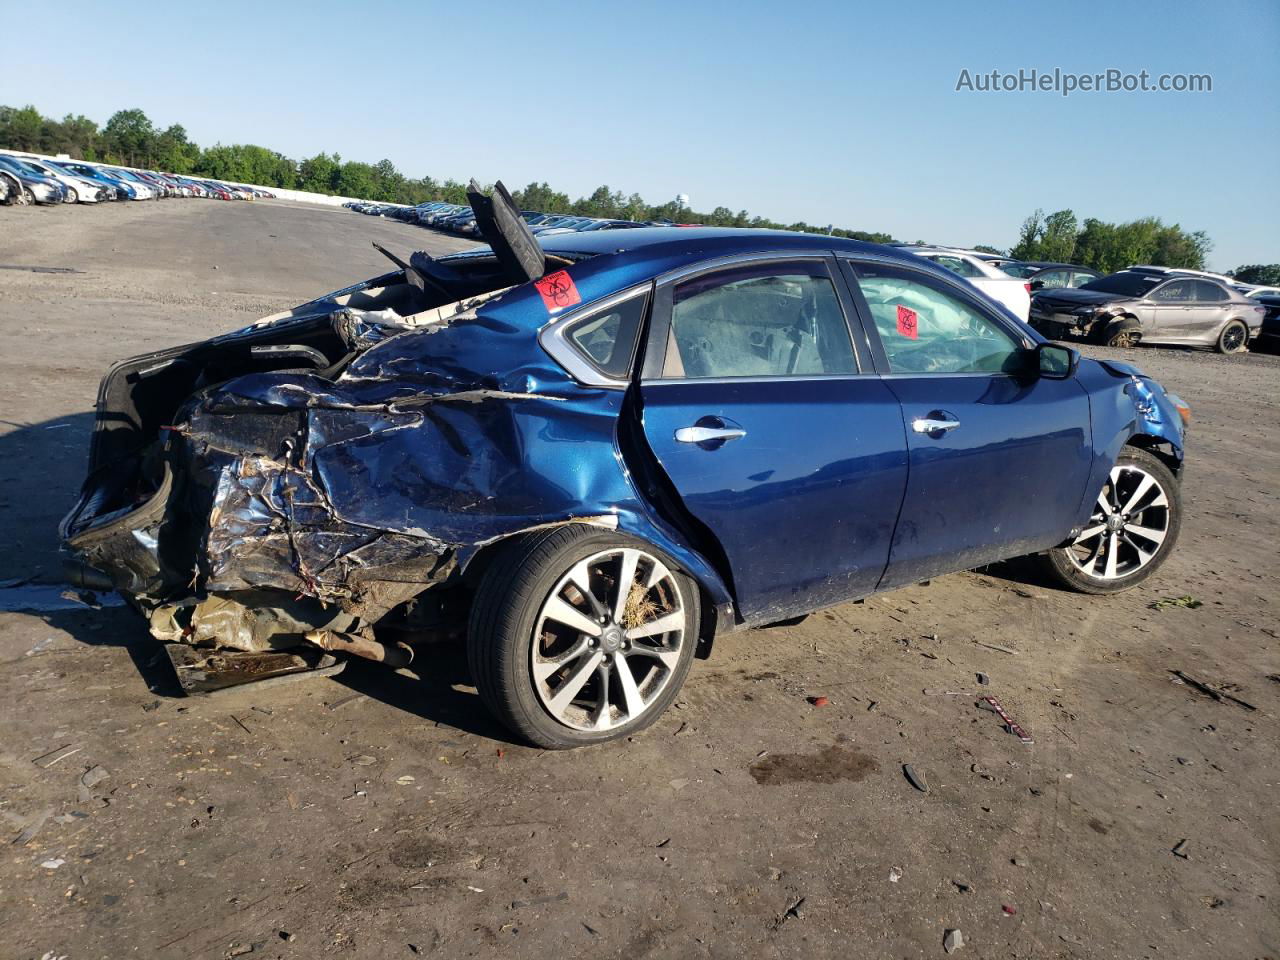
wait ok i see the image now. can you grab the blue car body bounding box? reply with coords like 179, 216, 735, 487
61, 228, 1184, 652
55, 161, 138, 199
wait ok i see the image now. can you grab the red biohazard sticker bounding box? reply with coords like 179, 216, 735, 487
534, 270, 581, 312
896, 304, 918, 339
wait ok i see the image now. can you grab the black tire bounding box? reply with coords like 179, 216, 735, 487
22, 187, 35, 205
1216, 320, 1248, 354
467, 525, 700, 748
1103, 318, 1141, 348
66, 187, 79, 203
1043, 446, 1181, 595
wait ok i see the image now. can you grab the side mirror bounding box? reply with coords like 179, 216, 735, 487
1037, 342, 1079, 379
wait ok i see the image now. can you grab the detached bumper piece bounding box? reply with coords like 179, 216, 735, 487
164, 643, 346, 695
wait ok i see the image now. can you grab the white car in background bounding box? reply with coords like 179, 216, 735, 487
1240, 284, 1280, 299
900, 246, 1032, 321
10, 156, 108, 203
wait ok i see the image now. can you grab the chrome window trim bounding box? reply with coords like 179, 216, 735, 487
537, 282, 653, 389
655, 249, 836, 287
640, 373, 878, 386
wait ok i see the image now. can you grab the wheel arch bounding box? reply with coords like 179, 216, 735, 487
457, 518, 733, 658
1123, 432, 1183, 478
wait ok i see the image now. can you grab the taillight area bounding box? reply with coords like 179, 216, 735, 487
1024, 283, 1032, 294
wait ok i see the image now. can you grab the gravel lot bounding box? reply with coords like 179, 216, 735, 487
0, 200, 1276, 960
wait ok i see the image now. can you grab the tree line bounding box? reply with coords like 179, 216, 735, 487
4, 103, 1253, 278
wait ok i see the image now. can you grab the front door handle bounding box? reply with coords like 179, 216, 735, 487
912, 417, 960, 434
675, 425, 747, 444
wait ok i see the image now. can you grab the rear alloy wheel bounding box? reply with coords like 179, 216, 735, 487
468, 526, 698, 748
1044, 447, 1181, 594
1216, 320, 1248, 354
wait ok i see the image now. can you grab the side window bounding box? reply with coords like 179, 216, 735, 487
851, 263, 1025, 375
563, 291, 648, 379
927, 255, 983, 278
1037, 270, 1070, 289
1152, 281, 1194, 302
663, 262, 856, 378
1069, 271, 1096, 287
1194, 280, 1228, 302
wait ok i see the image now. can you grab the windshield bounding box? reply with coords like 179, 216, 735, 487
1079, 273, 1163, 297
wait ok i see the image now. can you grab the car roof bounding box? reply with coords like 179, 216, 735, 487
538, 227, 900, 262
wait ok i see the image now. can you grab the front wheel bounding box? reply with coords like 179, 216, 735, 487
1216, 320, 1248, 354
467, 526, 699, 748
1103, 319, 1141, 348
1044, 447, 1181, 595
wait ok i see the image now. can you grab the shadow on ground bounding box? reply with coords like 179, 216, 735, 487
0, 410, 95, 583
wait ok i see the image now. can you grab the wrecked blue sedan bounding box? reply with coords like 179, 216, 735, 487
61, 183, 1188, 747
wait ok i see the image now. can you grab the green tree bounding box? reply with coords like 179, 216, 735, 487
334, 160, 377, 199
298, 152, 340, 194
102, 108, 156, 166
1231, 264, 1280, 285
971, 244, 1005, 255
154, 124, 198, 174
1, 105, 44, 150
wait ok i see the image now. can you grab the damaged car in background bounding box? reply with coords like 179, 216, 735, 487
62, 181, 1190, 748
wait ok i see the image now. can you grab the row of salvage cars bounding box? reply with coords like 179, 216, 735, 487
896, 244, 1273, 354
64, 181, 1196, 748
0, 151, 274, 205
345, 198, 682, 238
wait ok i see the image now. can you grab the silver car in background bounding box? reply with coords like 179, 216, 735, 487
1030, 267, 1266, 353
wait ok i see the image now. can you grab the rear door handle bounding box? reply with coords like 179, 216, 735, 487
912, 417, 960, 434
675, 426, 747, 443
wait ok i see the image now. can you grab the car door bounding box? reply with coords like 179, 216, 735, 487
1188, 280, 1232, 343
1149, 278, 1200, 340
638, 255, 909, 623
839, 258, 1094, 590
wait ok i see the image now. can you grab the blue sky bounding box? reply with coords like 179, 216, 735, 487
3, 0, 1277, 269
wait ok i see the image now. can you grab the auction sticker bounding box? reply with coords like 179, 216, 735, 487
534, 270, 582, 312
896, 304, 918, 339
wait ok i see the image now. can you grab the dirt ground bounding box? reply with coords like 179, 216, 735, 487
0, 200, 1276, 960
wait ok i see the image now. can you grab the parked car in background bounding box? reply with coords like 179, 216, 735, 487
1030, 267, 1265, 352
1252, 293, 1280, 351
1240, 284, 1280, 299
61, 183, 1189, 748
12, 156, 110, 203
1000, 261, 1103, 291
50, 161, 129, 199
901, 246, 1032, 321
0, 167, 19, 204
101, 167, 157, 200
0, 156, 67, 204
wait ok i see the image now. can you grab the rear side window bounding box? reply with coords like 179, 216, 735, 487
663, 262, 857, 378
1194, 281, 1228, 302
851, 263, 1024, 375
563, 291, 648, 379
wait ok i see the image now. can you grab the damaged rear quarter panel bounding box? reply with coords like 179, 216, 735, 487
181, 283, 732, 632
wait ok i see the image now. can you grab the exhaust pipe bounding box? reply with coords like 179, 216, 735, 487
306, 629, 414, 669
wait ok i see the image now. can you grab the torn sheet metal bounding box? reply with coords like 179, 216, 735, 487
61, 235, 736, 655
